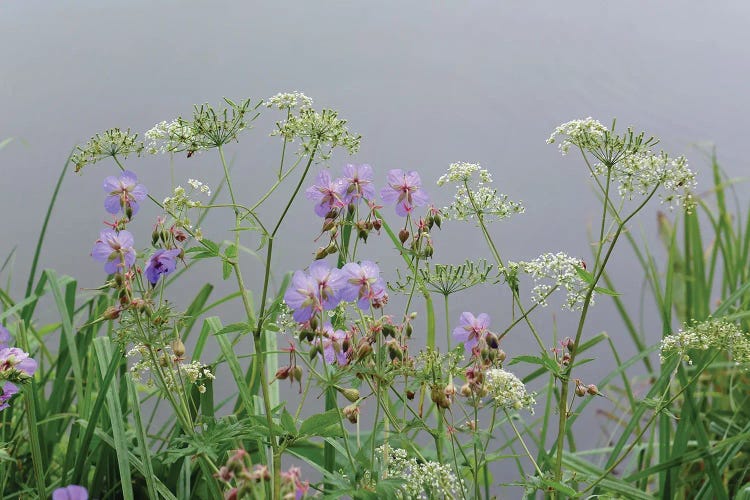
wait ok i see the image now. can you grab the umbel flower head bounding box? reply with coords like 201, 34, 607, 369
272, 106, 360, 160
660, 318, 750, 367
72, 128, 144, 172
484, 368, 536, 413
376, 445, 466, 500
103, 170, 148, 217
548, 118, 696, 211
509, 252, 592, 311
437, 162, 524, 222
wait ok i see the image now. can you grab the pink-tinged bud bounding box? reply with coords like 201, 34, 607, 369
444, 383, 456, 397
575, 383, 586, 397
174, 230, 187, 242
587, 384, 599, 395
398, 229, 409, 244
460, 383, 472, 397
171, 339, 186, 358
343, 404, 360, 424
130, 298, 147, 311
216, 465, 234, 481
103, 306, 121, 320
372, 219, 382, 231
338, 387, 360, 403
561, 353, 571, 365
561, 337, 575, 353
406, 390, 415, 400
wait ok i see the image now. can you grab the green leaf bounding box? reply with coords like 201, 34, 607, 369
575, 265, 595, 285
213, 322, 252, 336
281, 408, 297, 435
593, 285, 620, 296
299, 409, 342, 437
222, 260, 232, 280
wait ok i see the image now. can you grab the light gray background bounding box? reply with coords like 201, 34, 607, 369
2, 1, 749, 495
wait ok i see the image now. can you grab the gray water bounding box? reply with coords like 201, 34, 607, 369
2, 1, 749, 496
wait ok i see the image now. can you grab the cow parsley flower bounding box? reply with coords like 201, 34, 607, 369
377, 445, 465, 500
510, 252, 591, 311
484, 368, 535, 413
91, 229, 136, 274
103, 170, 148, 216
187, 178, 211, 196
72, 128, 144, 172
660, 318, 750, 367
438, 162, 523, 222
272, 107, 360, 160
265, 91, 313, 111
547, 117, 608, 155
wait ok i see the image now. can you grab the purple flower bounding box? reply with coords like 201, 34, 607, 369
305, 170, 346, 217
0, 347, 37, 380
91, 229, 136, 274
380, 169, 429, 217
341, 164, 375, 204
340, 261, 387, 310
52, 485, 88, 500
452, 312, 491, 353
315, 324, 349, 366
0, 383, 18, 411
283, 261, 344, 323
0, 325, 10, 349
144, 248, 181, 285
103, 170, 148, 217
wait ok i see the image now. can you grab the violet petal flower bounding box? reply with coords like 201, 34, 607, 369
341, 164, 375, 204
0, 383, 18, 411
305, 170, 346, 217
452, 312, 490, 353
316, 324, 349, 366
308, 261, 344, 311
380, 169, 429, 217
91, 229, 136, 274
144, 248, 181, 285
103, 170, 147, 216
52, 485, 89, 500
284, 270, 321, 323
0, 347, 37, 378
340, 261, 386, 310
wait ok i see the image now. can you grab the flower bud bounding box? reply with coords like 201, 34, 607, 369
338, 387, 360, 403
343, 404, 359, 424
347, 203, 356, 215
460, 383, 472, 397
152, 229, 160, 246
171, 339, 186, 358
114, 273, 124, 288
299, 329, 314, 343
562, 337, 575, 353
372, 218, 382, 231
404, 323, 413, 338
125, 205, 134, 220
309, 344, 322, 361
325, 242, 337, 255
291, 366, 303, 382
444, 383, 456, 397
103, 306, 121, 320
387, 341, 403, 362
159, 354, 169, 367
485, 332, 500, 350
586, 384, 599, 396
356, 339, 373, 359
324, 208, 339, 219
406, 390, 415, 400
314, 247, 328, 260
309, 316, 318, 331
382, 324, 397, 338
497, 349, 507, 363
426, 215, 435, 230
274, 366, 292, 380
575, 384, 586, 397
322, 218, 336, 232
398, 229, 409, 244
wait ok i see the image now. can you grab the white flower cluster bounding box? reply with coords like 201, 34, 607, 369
377, 445, 465, 500
265, 91, 313, 111
593, 151, 696, 210
187, 178, 211, 196
484, 368, 536, 413
145, 120, 198, 155
128, 344, 215, 394
510, 252, 592, 311
660, 318, 750, 367
272, 108, 360, 160
164, 186, 202, 213
546, 117, 608, 155
438, 162, 524, 223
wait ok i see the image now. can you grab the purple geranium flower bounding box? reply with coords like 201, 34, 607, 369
52, 485, 88, 500
380, 169, 429, 217
305, 170, 346, 217
341, 164, 376, 205
144, 248, 181, 285
315, 324, 349, 366
0, 383, 18, 411
103, 170, 148, 217
284, 261, 344, 323
340, 261, 387, 310
452, 312, 491, 353
0, 325, 10, 349
0, 347, 37, 379
91, 229, 136, 274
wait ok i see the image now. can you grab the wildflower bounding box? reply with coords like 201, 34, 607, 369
380, 169, 429, 217
438, 162, 523, 222
52, 485, 88, 500
72, 128, 144, 172
187, 178, 211, 196
144, 248, 182, 285
0, 383, 18, 411
660, 318, 750, 366
265, 91, 313, 111
452, 312, 491, 354
103, 170, 148, 217
273, 107, 360, 160
280, 467, 310, 500
0, 347, 37, 382
91, 229, 136, 274
283, 261, 344, 323
510, 252, 592, 311
484, 368, 535, 413
340, 260, 387, 310
437, 161, 493, 185
315, 324, 349, 366
377, 445, 465, 499
305, 170, 346, 217
546, 117, 608, 155
0, 325, 10, 349
341, 163, 376, 204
